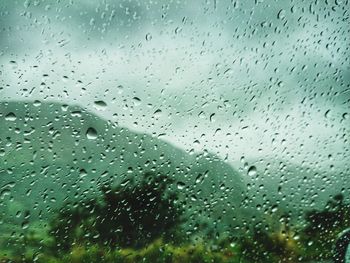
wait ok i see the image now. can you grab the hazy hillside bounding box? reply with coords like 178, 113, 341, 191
240, 158, 350, 223
0, 101, 246, 233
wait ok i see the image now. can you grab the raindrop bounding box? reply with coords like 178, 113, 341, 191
71, 110, 82, 117
21, 221, 29, 230
247, 166, 257, 176
120, 179, 130, 187
177, 182, 186, 190
198, 111, 205, 118
5, 112, 17, 121
61, 104, 69, 111
271, 205, 278, 213
9, 60, 17, 68
117, 85, 124, 94
324, 109, 330, 118
33, 100, 41, 107
145, 33, 152, 41
175, 27, 182, 34
209, 113, 216, 122
277, 9, 286, 20
153, 109, 162, 118
133, 97, 141, 106
0, 189, 11, 199
2, 181, 16, 188
79, 169, 88, 178
86, 127, 98, 140
94, 100, 107, 110
195, 174, 204, 184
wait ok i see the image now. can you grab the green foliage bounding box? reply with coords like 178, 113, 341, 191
49, 172, 184, 251
238, 226, 301, 263
2, 192, 350, 263
299, 193, 350, 260
237, 193, 350, 263
31, 239, 238, 263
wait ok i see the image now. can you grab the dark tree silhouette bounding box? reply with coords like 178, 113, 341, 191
303, 194, 350, 238
300, 194, 350, 260
49, 172, 184, 251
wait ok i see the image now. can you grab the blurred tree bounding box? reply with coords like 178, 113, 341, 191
49, 172, 184, 251
300, 194, 350, 260
238, 224, 300, 263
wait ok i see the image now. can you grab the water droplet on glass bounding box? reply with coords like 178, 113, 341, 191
277, 9, 286, 20
120, 179, 130, 187
0, 189, 11, 199
79, 169, 88, 178
177, 182, 186, 190
145, 33, 152, 41
271, 205, 278, 213
94, 100, 107, 110
61, 104, 69, 111
153, 109, 162, 118
33, 100, 41, 107
9, 60, 17, 69
247, 166, 257, 176
195, 174, 204, 184
324, 109, 330, 118
86, 127, 98, 140
209, 113, 215, 122
21, 221, 29, 230
71, 110, 82, 117
133, 97, 141, 106
5, 112, 17, 121
190, 195, 197, 201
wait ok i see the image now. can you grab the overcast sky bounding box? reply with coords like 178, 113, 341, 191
0, 0, 349, 173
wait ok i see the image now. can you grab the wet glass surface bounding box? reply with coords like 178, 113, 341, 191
0, 0, 349, 262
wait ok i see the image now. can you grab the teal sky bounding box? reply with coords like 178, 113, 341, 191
0, 0, 349, 173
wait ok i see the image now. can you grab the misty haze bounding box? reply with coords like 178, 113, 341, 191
0, 0, 349, 262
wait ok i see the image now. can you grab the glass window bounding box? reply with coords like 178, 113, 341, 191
0, 0, 349, 262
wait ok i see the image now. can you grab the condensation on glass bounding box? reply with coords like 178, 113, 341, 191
0, 0, 349, 262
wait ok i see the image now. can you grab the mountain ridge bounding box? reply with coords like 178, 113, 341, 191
0, 100, 246, 232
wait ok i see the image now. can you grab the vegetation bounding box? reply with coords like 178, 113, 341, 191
299, 193, 350, 261
237, 193, 350, 263
49, 172, 184, 252
238, 225, 301, 263
0, 171, 349, 262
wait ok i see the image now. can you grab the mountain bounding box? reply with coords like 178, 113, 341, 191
0, 101, 246, 234
240, 158, 350, 223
